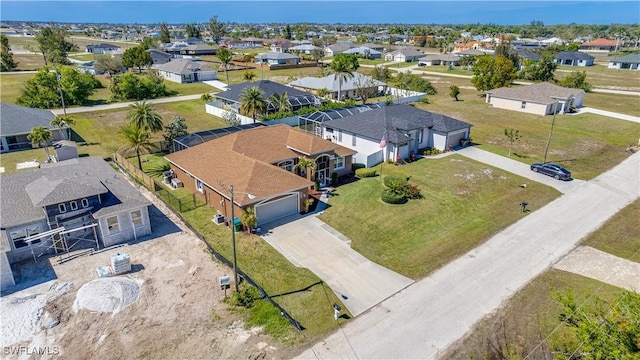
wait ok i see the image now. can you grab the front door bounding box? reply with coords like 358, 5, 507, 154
315, 155, 331, 187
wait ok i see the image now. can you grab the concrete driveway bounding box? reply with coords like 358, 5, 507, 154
261, 216, 413, 317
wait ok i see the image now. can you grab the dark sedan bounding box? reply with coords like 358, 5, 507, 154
530, 163, 572, 180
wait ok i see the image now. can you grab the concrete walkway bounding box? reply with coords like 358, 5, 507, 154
296, 152, 639, 360
554, 246, 640, 293
261, 213, 414, 317
457, 146, 586, 194
202, 80, 228, 91
578, 107, 640, 123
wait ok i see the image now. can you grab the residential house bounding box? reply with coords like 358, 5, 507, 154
268, 39, 291, 53
162, 41, 189, 54
147, 49, 173, 65
179, 44, 218, 56
607, 53, 640, 70
325, 43, 352, 57
579, 38, 617, 51
453, 41, 484, 53
517, 49, 541, 62
0, 156, 152, 291
254, 52, 300, 66
343, 46, 382, 59
85, 43, 120, 54
384, 48, 423, 62
486, 82, 585, 115
314, 104, 472, 167
361, 43, 386, 53
164, 124, 355, 226
289, 72, 387, 101
153, 59, 217, 83
512, 39, 546, 50
456, 49, 486, 57
289, 44, 321, 55
418, 54, 461, 67
554, 51, 595, 66
185, 37, 204, 45
0, 103, 63, 154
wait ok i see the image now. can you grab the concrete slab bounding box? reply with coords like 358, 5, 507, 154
203, 80, 228, 91
261, 216, 413, 317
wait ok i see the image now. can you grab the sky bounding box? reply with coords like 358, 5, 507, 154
0, 1, 638, 25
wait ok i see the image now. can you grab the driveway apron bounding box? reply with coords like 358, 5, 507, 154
261, 216, 414, 317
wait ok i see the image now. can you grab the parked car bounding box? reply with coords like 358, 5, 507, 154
417, 62, 426, 67
530, 163, 572, 180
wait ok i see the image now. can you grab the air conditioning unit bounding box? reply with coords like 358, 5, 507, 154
212, 213, 225, 225
170, 178, 183, 189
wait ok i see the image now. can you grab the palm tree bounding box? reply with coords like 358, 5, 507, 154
50, 115, 75, 140
330, 54, 359, 102
239, 86, 266, 123
293, 156, 317, 183
126, 100, 163, 133
27, 126, 53, 160
217, 47, 233, 85
268, 92, 291, 114
200, 93, 213, 103
119, 123, 157, 170
243, 70, 256, 81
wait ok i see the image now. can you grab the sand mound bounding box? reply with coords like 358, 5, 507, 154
73, 277, 142, 314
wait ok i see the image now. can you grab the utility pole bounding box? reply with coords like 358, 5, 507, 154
55, 68, 67, 116
543, 97, 564, 163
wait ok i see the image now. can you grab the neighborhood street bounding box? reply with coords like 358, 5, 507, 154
296, 151, 639, 359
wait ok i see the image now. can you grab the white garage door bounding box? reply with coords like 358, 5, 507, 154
255, 193, 299, 225
447, 131, 467, 148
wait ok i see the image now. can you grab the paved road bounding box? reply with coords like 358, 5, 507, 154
578, 107, 640, 123
261, 214, 414, 317
50, 94, 204, 115
297, 152, 639, 359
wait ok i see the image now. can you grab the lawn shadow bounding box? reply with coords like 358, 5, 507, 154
269, 280, 323, 299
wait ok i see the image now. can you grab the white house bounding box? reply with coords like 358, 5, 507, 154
384, 48, 423, 62
153, 59, 217, 83
486, 82, 586, 115
608, 53, 640, 70
289, 72, 387, 101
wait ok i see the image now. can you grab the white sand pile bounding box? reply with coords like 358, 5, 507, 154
73, 277, 142, 314
0, 293, 47, 347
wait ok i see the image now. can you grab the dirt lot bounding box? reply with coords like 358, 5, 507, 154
1, 186, 286, 360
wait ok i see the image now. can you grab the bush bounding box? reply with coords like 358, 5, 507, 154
384, 175, 407, 189
331, 172, 338, 187
352, 163, 366, 171
381, 188, 407, 204
404, 183, 422, 199
314, 179, 321, 190
355, 168, 377, 178
225, 286, 261, 308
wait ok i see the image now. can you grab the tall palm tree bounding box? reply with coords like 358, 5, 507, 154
200, 93, 213, 103
239, 86, 266, 123
119, 123, 157, 170
268, 92, 291, 114
217, 47, 233, 85
330, 54, 359, 102
293, 156, 317, 182
27, 126, 53, 160
126, 100, 163, 133
50, 115, 75, 140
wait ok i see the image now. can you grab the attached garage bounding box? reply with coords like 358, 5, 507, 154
446, 129, 469, 148
255, 193, 299, 225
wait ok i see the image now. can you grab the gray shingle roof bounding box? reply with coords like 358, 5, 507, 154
0, 156, 151, 228
153, 59, 214, 75
555, 51, 595, 61
321, 105, 472, 144
388, 48, 423, 57
214, 80, 318, 104
610, 53, 640, 64
0, 103, 57, 136
487, 82, 585, 104
254, 52, 300, 60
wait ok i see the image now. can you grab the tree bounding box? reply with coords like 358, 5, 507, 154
109, 72, 173, 101
449, 85, 460, 101
504, 128, 521, 157
559, 71, 592, 92
222, 105, 240, 126
139, 37, 157, 50
28, 126, 53, 160
293, 156, 317, 183
494, 42, 520, 70
284, 24, 293, 40
518, 55, 557, 82
330, 53, 359, 101
93, 54, 123, 76
371, 65, 392, 82
17, 66, 100, 108
50, 115, 75, 140
394, 72, 437, 95
239, 86, 266, 123
317, 88, 330, 98
216, 47, 233, 85
122, 46, 152, 73
243, 70, 256, 81
1, 34, 18, 71
241, 207, 257, 232
126, 100, 164, 133
119, 122, 156, 170
353, 76, 379, 104
159, 23, 171, 43
34, 24, 74, 66
200, 93, 213, 102
311, 47, 326, 65
268, 92, 291, 113
185, 23, 201, 39
471, 55, 517, 92
208, 16, 227, 44
163, 115, 188, 151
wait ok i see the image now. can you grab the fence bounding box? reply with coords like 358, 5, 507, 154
156, 188, 200, 213
113, 152, 160, 191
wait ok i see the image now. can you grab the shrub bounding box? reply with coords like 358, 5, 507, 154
404, 183, 422, 199
384, 175, 407, 189
314, 179, 321, 190
331, 172, 338, 187
355, 168, 377, 178
225, 286, 260, 308
352, 163, 366, 172
381, 188, 407, 204
423, 149, 432, 156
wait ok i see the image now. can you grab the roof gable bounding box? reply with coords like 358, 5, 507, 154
0, 103, 57, 136
487, 82, 585, 104
153, 59, 214, 74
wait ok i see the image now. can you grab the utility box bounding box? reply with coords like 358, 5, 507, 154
233, 218, 242, 232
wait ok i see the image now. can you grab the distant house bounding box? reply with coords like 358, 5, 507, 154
486, 82, 585, 115
289, 72, 387, 101
148, 49, 173, 65
153, 59, 217, 83
0, 156, 152, 291
453, 41, 484, 53
325, 43, 352, 57
384, 48, 423, 62
343, 46, 382, 59
608, 53, 640, 70
162, 41, 189, 54
579, 38, 617, 51
554, 51, 595, 66
418, 54, 460, 67
516, 49, 541, 62
0, 103, 63, 154
268, 39, 291, 53
289, 44, 321, 55
179, 44, 218, 56
86, 43, 120, 54
254, 52, 300, 66
185, 37, 204, 45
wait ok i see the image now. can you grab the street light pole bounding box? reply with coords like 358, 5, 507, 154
229, 185, 239, 293
55, 68, 67, 117
543, 97, 562, 164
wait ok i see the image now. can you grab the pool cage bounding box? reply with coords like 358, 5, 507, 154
173, 123, 268, 152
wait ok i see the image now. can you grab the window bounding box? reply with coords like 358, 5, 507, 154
81, 198, 89, 208
10, 225, 41, 249
131, 210, 143, 227
334, 157, 345, 170
106, 216, 119, 234
521, 101, 527, 109
338, 130, 343, 142
70, 201, 78, 211
416, 129, 423, 144
352, 133, 357, 146
278, 160, 294, 172
58, 203, 67, 213
195, 179, 204, 193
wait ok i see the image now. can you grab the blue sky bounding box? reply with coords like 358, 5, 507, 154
1, 1, 638, 25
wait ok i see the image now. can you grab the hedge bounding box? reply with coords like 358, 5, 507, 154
383, 175, 407, 189
352, 163, 366, 172
355, 168, 377, 178
381, 189, 407, 204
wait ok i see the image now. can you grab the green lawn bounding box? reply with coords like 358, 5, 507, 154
319, 155, 561, 279
358, 58, 387, 65
555, 64, 640, 91
0, 73, 34, 103
582, 198, 640, 260
584, 92, 640, 117
10, 54, 46, 71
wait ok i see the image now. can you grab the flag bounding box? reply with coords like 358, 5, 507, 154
379, 133, 387, 148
